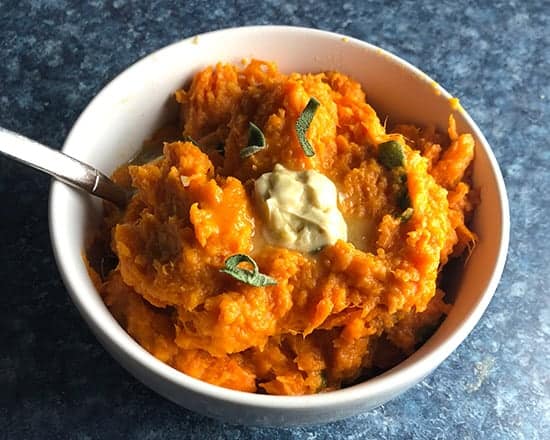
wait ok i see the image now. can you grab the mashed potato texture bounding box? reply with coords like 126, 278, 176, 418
91, 60, 477, 394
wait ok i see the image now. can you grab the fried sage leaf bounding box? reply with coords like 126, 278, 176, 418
378, 140, 405, 169
378, 140, 413, 222
295, 97, 320, 157
220, 254, 277, 286
240, 122, 266, 158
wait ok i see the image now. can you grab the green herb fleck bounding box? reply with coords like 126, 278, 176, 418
395, 174, 413, 220
295, 97, 320, 157
318, 371, 328, 391
240, 122, 266, 158
378, 140, 405, 169
400, 207, 414, 223
396, 170, 407, 185
396, 172, 411, 211
379, 142, 413, 220
397, 190, 411, 211
182, 135, 199, 145
220, 254, 277, 286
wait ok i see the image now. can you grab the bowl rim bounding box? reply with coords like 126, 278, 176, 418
49, 25, 510, 410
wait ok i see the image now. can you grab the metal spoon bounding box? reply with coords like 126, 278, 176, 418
0, 126, 131, 207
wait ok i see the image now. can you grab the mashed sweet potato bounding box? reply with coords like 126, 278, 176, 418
88, 60, 477, 395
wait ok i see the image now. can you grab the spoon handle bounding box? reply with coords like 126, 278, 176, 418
0, 126, 129, 207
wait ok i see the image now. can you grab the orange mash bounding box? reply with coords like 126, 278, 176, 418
88, 60, 477, 395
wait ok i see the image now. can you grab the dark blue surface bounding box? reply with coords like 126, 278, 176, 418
1, 1, 549, 438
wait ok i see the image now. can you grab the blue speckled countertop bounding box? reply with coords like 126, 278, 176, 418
1, 1, 549, 438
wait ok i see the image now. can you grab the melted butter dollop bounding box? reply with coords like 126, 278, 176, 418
254, 164, 348, 252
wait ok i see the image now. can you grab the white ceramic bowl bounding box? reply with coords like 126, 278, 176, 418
49, 26, 509, 426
